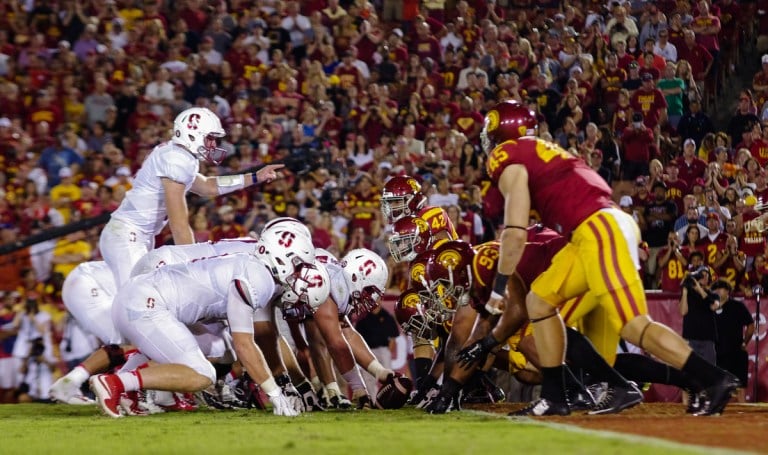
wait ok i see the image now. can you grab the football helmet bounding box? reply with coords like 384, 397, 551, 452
172, 107, 227, 164
281, 261, 330, 321
341, 248, 389, 315
253, 225, 315, 284
394, 290, 432, 339
388, 215, 433, 263
381, 175, 427, 224
480, 100, 537, 155
261, 217, 311, 240
421, 241, 475, 321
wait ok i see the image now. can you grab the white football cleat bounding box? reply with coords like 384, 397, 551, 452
50, 376, 95, 405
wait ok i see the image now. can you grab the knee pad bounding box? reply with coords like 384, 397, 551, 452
103, 344, 126, 370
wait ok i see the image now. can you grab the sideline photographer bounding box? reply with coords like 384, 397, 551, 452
679, 266, 721, 364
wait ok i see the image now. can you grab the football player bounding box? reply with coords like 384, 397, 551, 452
481, 100, 738, 416
296, 248, 397, 408
90, 224, 326, 418
99, 107, 283, 287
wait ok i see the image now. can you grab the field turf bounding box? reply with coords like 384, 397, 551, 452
0, 404, 728, 455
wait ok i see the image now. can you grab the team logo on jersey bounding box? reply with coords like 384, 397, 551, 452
486, 109, 500, 132
401, 292, 420, 309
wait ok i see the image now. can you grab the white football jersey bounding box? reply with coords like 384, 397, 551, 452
315, 248, 352, 316
130, 240, 257, 278
127, 253, 276, 325
110, 141, 199, 234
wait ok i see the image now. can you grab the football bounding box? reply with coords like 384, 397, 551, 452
375, 374, 413, 409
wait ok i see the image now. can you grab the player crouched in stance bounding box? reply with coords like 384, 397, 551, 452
90, 224, 329, 418
290, 247, 403, 409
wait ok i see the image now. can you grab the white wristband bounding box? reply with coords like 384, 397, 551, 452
261, 377, 280, 397
490, 291, 504, 300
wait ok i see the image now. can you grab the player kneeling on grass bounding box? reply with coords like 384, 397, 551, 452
91, 225, 328, 417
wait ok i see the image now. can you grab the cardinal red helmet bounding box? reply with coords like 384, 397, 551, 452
381, 175, 428, 224
421, 240, 475, 322
480, 100, 537, 154
388, 215, 434, 263
394, 289, 432, 339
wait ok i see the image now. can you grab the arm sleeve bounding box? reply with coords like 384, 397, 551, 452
157, 148, 198, 185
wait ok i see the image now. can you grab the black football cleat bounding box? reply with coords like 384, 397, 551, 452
510, 398, 570, 416
567, 386, 596, 411
425, 392, 454, 414
684, 389, 701, 414
588, 383, 643, 415
694, 373, 740, 416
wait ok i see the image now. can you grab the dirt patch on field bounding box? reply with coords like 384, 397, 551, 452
466, 402, 768, 453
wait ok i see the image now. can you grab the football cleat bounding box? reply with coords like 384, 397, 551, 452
296, 380, 324, 412
152, 391, 197, 411
219, 382, 250, 409
694, 373, 740, 416
510, 398, 570, 416
89, 374, 124, 418
232, 375, 267, 410
588, 383, 643, 415
567, 386, 596, 411
197, 388, 234, 410
328, 394, 353, 410
50, 376, 95, 405
120, 392, 149, 416
685, 389, 702, 414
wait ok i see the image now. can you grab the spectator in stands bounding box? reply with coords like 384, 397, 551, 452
631, 70, 668, 130
678, 30, 713, 91
677, 98, 715, 148
49, 167, 81, 224
658, 61, 685, 130
644, 181, 679, 287
621, 112, 655, 182
210, 201, 243, 239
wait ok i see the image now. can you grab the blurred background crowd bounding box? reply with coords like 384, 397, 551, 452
0, 0, 765, 402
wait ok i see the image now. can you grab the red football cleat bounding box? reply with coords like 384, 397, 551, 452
90, 374, 124, 418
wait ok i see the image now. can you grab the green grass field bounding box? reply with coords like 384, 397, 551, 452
0, 404, 727, 455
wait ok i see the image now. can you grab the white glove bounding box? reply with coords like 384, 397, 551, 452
269, 392, 300, 417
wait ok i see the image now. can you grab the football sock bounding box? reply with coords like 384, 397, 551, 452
116, 371, 143, 393
69, 365, 91, 386
565, 328, 631, 387
614, 353, 695, 389
682, 351, 723, 389
540, 365, 569, 403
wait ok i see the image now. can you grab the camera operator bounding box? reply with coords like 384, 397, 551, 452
712, 279, 755, 402
679, 266, 720, 364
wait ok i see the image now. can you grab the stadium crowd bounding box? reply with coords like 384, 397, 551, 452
0, 0, 762, 406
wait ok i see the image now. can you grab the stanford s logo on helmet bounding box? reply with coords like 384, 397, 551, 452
172, 107, 227, 165
480, 100, 537, 155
